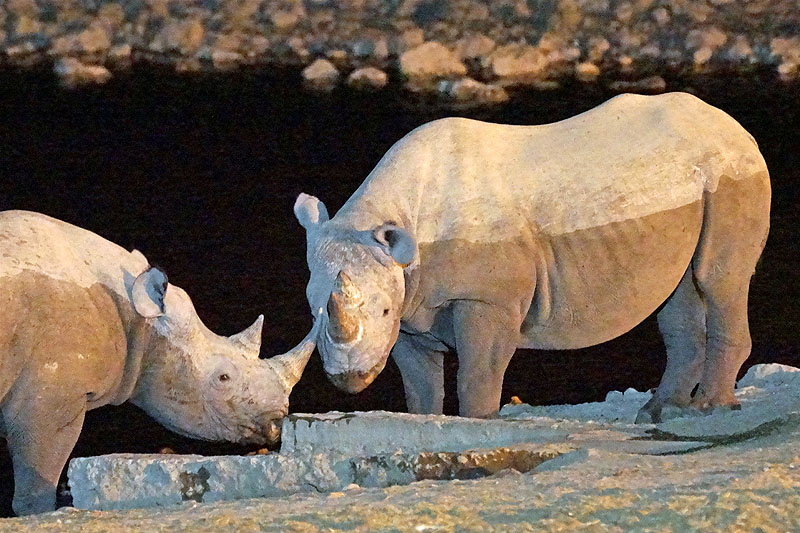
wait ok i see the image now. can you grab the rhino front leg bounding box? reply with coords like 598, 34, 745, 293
3, 398, 86, 515
453, 301, 520, 418
391, 332, 445, 414
637, 267, 706, 423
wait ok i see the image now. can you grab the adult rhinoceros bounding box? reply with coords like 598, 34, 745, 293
294, 92, 770, 424
0, 210, 318, 515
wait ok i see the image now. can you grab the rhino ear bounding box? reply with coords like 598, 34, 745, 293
373, 223, 416, 266
294, 193, 329, 232
132, 267, 169, 318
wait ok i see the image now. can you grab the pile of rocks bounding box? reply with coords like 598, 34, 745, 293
0, 0, 798, 101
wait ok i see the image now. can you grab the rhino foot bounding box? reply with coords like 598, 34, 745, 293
637, 398, 742, 424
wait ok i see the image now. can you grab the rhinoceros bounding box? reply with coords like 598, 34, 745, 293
294, 92, 770, 423
0, 210, 318, 515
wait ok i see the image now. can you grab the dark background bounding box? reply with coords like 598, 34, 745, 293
0, 67, 798, 515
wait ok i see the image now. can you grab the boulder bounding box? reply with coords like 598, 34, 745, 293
53, 58, 112, 88
302, 58, 340, 90
281, 411, 571, 456
347, 67, 389, 90
400, 42, 467, 82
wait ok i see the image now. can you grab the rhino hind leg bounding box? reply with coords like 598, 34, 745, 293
689, 173, 770, 411
636, 267, 706, 424
3, 393, 86, 515
392, 332, 445, 415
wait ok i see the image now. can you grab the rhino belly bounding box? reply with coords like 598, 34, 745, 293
521, 200, 704, 350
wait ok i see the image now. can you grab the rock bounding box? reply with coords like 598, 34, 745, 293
68, 444, 571, 511
67, 453, 343, 511
400, 41, 467, 81
487, 43, 548, 82
347, 67, 389, 90
738, 363, 800, 388
438, 78, 509, 104
211, 50, 243, 70
53, 58, 112, 88
575, 62, 600, 81
50, 25, 112, 56
302, 58, 340, 90
587, 37, 610, 62
607, 75, 667, 93
771, 37, 800, 78
453, 33, 496, 61
271, 10, 302, 32
108, 44, 132, 64
149, 19, 205, 55
281, 411, 570, 456
13, 14, 41, 36
727, 35, 754, 62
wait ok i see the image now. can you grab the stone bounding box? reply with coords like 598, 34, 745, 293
50, 25, 112, 56
437, 78, 509, 104
149, 19, 205, 55
347, 67, 389, 90
575, 62, 600, 81
14, 14, 41, 36
487, 43, 548, 81
453, 33, 496, 61
607, 75, 667, 93
108, 44, 132, 64
400, 41, 467, 81
587, 37, 610, 62
67, 453, 343, 511
211, 50, 243, 70
68, 444, 572, 511
302, 58, 340, 90
727, 35, 753, 62
53, 58, 112, 88
281, 411, 571, 456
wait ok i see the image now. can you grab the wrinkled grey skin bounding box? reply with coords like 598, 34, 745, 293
295, 92, 770, 426
0, 211, 316, 515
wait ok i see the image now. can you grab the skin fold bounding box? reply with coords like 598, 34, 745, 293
295, 92, 770, 422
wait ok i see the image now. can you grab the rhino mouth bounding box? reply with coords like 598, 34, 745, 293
326, 359, 387, 393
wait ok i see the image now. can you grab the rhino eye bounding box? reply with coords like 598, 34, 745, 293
218, 373, 230, 382
383, 308, 389, 316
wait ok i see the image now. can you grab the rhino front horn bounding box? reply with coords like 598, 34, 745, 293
267, 312, 322, 391
229, 315, 264, 358
327, 272, 361, 344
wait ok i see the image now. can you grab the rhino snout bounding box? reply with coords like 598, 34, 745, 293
263, 419, 282, 444
327, 360, 385, 393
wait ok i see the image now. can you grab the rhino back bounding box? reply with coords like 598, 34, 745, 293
337, 92, 765, 244
0, 210, 147, 299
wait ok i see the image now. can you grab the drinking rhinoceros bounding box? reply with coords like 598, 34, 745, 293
294, 92, 770, 423
0, 210, 318, 515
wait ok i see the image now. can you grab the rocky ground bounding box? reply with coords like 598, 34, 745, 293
1, 0, 799, 101
1, 363, 799, 531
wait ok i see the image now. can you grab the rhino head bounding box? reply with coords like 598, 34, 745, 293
127, 263, 319, 445
294, 193, 416, 393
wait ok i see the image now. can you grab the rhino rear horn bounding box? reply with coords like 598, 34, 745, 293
267, 310, 322, 391
229, 315, 264, 358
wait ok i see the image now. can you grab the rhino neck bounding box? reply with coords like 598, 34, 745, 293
104, 316, 156, 406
